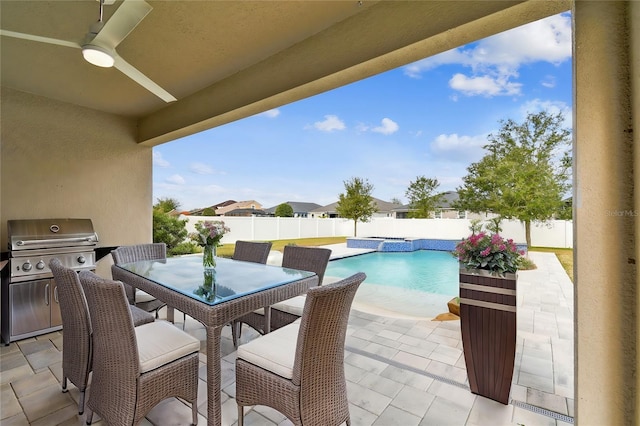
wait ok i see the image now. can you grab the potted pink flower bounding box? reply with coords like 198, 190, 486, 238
453, 224, 524, 405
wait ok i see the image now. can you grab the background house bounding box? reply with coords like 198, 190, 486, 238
189, 200, 237, 216
264, 202, 322, 218
394, 191, 485, 219
309, 197, 402, 219
223, 207, 269, 217
215, 200, 262, 216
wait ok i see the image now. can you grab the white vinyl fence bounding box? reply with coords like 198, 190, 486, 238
183, 216, 573, 248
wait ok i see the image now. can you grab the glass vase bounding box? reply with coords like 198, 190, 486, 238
203, 244, 216, 269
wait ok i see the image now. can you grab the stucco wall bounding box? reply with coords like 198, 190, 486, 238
574, 1, 638, 424
0, 88, 153, 275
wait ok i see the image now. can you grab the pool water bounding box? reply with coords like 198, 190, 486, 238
324, 250, 459, 318
326, 250, 459, 295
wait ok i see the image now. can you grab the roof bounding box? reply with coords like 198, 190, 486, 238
310, 197, 402, 214
264, 202, 322, 214
438, 191, 460, 209
391, 191, 460, 212
223, 208, 268, 217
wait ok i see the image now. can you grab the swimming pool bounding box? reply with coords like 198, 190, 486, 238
324, 250, 459, 318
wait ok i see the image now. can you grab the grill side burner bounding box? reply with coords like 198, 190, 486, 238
2, 218, 98, 345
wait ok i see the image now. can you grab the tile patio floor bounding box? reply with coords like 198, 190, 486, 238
0, 250, 574, 425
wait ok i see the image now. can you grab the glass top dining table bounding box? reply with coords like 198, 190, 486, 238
112, 254, 318, 426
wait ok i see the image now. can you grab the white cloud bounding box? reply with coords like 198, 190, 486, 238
432, 133, 486, 152
449, 73, 522, 97
260, 108, 280, 118
404, 13, 571, 97
431, 133, 488, 163
404, 49, 471, 78
483, 14, 571, 66
189, 162, 214, 175
355, 122, 369, 133
153, 151, 170, 168
541, 75, 556, 88
519, 99, 573, 129
312, 115, 346, 132
406, 14, 571, 76
165, 174, 185, 185
372, 118, 399, 135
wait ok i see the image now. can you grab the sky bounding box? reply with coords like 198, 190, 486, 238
153, 12, 572, 212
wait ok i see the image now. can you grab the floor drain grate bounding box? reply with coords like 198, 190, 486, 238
511, 400, 574, 423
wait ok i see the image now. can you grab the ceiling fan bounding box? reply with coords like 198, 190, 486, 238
1, 0, 176, 103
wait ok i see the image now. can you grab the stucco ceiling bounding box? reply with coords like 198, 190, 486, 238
1, 0, 569, 146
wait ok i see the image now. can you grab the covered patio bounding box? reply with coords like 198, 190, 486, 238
1, 1, 638, 424
1, 251, 573, 425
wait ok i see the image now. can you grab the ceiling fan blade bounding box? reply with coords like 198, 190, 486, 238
113, 54, 176, 103
0, 29, 80, 49
91, 0, 152, 50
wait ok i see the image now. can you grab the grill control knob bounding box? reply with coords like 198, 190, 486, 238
22, 262, 32, 272
36, 260, 46, 270
77, 255, 86, 264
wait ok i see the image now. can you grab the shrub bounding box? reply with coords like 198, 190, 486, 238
169, 241, 199, 256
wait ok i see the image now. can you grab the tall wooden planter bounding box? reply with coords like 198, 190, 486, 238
459, 267, 517, 405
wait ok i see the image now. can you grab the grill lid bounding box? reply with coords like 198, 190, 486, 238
8, 218, 98, 251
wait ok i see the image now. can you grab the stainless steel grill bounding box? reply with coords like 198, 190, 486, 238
2, 218, 98, 344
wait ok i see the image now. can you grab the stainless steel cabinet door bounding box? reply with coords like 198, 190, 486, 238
10, 279, 51, 336
50, 282, 62, 327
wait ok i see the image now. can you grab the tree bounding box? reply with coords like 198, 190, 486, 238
155, 197, 181, 213
390, 197, 404, 205
201, 207, 216, 216
335, 177, 377, 236
152, 197, 188, 251
152, 209, 188, 251
456, 111, 571, 247
405, 176, 443, 218
275, 203, 294, 217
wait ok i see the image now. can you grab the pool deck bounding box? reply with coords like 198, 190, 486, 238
1, 247, 574, 425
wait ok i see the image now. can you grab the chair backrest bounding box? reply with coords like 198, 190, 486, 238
232, 241, 272, 264
282, 245, 331, 286
292, 272, 366, 424
78, 270, 140, 423
49, 258, 92, 389
111, 243, 167, 265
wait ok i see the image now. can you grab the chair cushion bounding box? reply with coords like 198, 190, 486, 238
135, 289, 157, 303
271, 295, 306, 316
135, 320, 200, 373
236, 320, 300, 379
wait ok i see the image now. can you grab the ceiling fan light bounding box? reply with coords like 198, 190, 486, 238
82, 44, 115, 68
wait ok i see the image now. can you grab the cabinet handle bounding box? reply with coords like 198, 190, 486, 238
54, 286, 59, 304
45, 283, 50, 306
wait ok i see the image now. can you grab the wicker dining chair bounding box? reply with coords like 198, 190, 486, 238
229, 240, 273, 345
79, 270, 200, 426
232, 240, 273, 264
234, 245, 331, 342
49, 259, 154, 415
111, 243, 167, 316
235, 272, 366, 426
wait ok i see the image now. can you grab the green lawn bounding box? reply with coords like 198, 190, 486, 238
217, 236, 348, 257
